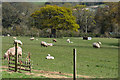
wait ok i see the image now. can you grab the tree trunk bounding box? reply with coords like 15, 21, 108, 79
51, 29, 56, 38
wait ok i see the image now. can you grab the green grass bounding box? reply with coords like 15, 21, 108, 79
2, 36, 118, 78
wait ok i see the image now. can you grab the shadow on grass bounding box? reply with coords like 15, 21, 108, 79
55, 44, 119, 49
3, 42, 119, 49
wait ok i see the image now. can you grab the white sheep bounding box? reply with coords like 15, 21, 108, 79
4, 46, 22, 60
41, 41, 48, 47
93, 42, 102, 48
36, 39, 38, 40
13, 37, 17, 40
7, 34, 10, 37
46, 54, 54, 59
14, 40, 22, 45
67, 39, 73, 43
67, 39, 70, 43
30, 37, 35, 41
47, 43, 53, 46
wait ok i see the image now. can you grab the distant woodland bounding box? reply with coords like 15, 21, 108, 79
2, 2, 120, 38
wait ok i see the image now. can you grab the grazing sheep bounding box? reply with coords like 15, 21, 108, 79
41, 41, 48, 47
13, 37, 17, 39
93, 42, 102, 48
53, 39, 57, 42
46, 54, 54, 59
4, 46, 22, 60
30, 37, 35, 41
14, 40, 22, 45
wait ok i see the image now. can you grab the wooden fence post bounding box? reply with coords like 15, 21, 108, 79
73, 48, 77, 80
8, 54, 10, 71
28, 52, 31, 73
15, 42, 18, 72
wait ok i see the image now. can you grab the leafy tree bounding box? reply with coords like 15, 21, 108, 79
31, 5, 79, 37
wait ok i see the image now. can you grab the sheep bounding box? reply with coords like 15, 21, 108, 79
4, 46, 22, 60
67, 39, 70, 43
30, 37, 35, 41
53, 39, 57, 42
7, 34, 10, 37
14, 40, 22, 45
41, 41, 48, 47
36, 39, 38, 41
67, 39, 73, 43
93, 42, 102, 48
46, 54, 54, 59
47, 43, 53, 46
13, 37, 17, 39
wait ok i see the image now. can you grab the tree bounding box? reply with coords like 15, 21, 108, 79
31, 5, 79, 37
95, 2, 120, 36
73, 5, 96, 33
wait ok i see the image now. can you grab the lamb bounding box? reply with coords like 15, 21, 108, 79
30, 37, 35, 41
13, 37, 16, 39
67, 39, 73, 43
4, 46, 22, 60
53, 39, 57, 42
46, 54, 54, 59
67, 39, 70, 43
41, 41, 48, 47
93, 42, 102, 48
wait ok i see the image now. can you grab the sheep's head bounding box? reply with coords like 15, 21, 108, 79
53, 39, 57, 42
48, 54, 50, 56
14, 40, 23, 45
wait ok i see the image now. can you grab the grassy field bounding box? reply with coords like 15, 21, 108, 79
1, 36, 118, 78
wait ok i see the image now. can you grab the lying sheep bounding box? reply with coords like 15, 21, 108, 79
7, 34, 10, 37
13, 37, 16, 39
36, 39, 38, 41
93, 42, 102, 48
4, 46, 22, 60
67, 39, 73, 43
30, 37, 35, 41
53, 39, 57, 42
67, 39, 70, 43
46, 54, 54, 59
47, 43, 53, 46
41, 41, 48, 47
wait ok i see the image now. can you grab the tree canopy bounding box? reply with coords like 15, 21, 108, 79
31, 5, 79, 31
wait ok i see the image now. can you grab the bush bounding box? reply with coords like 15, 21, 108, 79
2, 27, 119, 38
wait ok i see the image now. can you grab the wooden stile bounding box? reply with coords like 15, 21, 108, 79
8, 42, 31, 73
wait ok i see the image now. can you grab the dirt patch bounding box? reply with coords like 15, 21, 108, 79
0, 66, 8, 69
1, 66, 94, 78
32, 69, 94, 78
